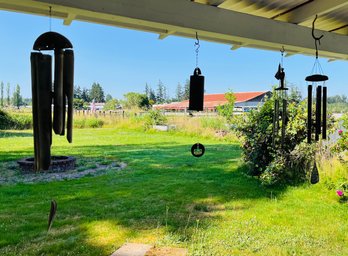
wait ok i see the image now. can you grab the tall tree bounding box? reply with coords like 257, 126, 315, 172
156, 80, 165, 104
149, 88, 156, 104
183, 79, 190, 100
175, 82, 183, 101
81, 88, 90, 102
89, 82, 105, 102
74, 85, 82, 99
145, 83, 150, 98
0, 81, 4, 107
6, 83, 10, 106
12, 84, 22, 109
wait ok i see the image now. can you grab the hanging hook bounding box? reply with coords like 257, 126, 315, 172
311, 15, 323, 59
194, 32, 200, 67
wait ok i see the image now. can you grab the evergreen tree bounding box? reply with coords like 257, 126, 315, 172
81, 88, 90, 102
175, 82, 183, 101
89, 82, 105, 102
145, 83, 150, 98
12, 84, 22, 109
0, 81, 4, 107
156, 80, 165, 104
183, 79, 190, 100
74, 85, 82, 99
6, 83, 10, 106
149, 88, 156, 104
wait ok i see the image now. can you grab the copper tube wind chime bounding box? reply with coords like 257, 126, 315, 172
272, 48, 288, 148
306, 15, 329, 184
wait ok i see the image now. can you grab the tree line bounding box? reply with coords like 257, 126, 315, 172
0, 82, 28, 109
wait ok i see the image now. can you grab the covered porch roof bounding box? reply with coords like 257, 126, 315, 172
1, 0, 348, 60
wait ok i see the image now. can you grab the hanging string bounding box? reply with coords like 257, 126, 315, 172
280, 46, 285, 68
49, 6, 52, 31
310, 15, 325, 76
194, 32, 200, 68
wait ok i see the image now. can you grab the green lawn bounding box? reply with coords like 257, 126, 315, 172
0, 128, 347, 256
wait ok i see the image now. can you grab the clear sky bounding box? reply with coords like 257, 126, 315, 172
1, 10, 348, 100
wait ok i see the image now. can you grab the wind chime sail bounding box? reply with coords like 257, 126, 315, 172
272, 48, 288, 148
189, 32, 205, 111
31, 30, 74, 171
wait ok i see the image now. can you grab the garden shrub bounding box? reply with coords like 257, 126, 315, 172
232, 90, 334, 186
144, 109, 167, 129
0, 109, 32, 130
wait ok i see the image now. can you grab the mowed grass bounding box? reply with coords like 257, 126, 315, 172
0, 128, 347, 256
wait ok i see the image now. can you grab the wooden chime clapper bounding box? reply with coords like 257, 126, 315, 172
31, 31, 74, 171
272, 49, 288, 148
306, 15, 329, 184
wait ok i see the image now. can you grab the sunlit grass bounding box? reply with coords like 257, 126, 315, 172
0, 128, 347, 255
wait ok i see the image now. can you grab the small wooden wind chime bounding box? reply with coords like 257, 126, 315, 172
272, 47, 288, 148
306, 15, 329, 184
189, 32, 205, 157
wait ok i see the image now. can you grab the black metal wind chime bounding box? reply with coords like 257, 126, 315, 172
31, 7, 74, 171
306, 15, 329, 184
189, 32, 205, 112
272, 47, 288, 148
189, 33, 205, 157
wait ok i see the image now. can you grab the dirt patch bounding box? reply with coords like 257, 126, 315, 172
0, 159, 127, 185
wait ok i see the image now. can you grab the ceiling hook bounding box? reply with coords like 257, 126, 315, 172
311, 15, 323, 59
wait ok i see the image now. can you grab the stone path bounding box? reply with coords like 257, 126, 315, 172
111, 243, 187, 256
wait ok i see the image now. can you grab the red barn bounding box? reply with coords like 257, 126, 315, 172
153, 91, 271, 112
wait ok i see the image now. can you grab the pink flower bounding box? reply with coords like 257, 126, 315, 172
336, 190, 344, 197
338, 129, 343, 135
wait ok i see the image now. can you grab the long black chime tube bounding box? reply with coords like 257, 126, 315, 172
63, 50, 74, 143
31, 53, 40, 171
315, 86, 322, 141
281, 98, 287, 146
275, 99, 279, 134
322, 86, 327, 140
272, 100, 277, 147
53, 49, 65, 135
307, 85, 312, 144
189, 68, 204, 111
31, 53, 52, 171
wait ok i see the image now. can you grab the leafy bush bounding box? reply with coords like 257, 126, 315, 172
232, 90, 334, 186
332, 113, 348, 153
0, 109, 32, 130
74, 118, 104, 128
144, 110, 167, 129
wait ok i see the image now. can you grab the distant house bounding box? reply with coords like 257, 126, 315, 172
153, 91, 271, 112
89, 102, 105, 111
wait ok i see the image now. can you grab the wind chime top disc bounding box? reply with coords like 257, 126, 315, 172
305, 74, 329, 82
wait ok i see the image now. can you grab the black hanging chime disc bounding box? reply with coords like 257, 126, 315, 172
191, 143, 205, 157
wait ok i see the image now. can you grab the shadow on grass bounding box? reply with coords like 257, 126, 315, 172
0, 141, 284, 255
0, 131, 32, 138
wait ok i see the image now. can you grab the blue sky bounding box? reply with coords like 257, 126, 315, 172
1, 10, 348, 99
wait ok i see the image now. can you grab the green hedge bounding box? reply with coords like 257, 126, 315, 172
0, 110, 32, 130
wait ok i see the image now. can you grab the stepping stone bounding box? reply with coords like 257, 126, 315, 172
111, 243, 153, 256
145, 247, 188, 256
